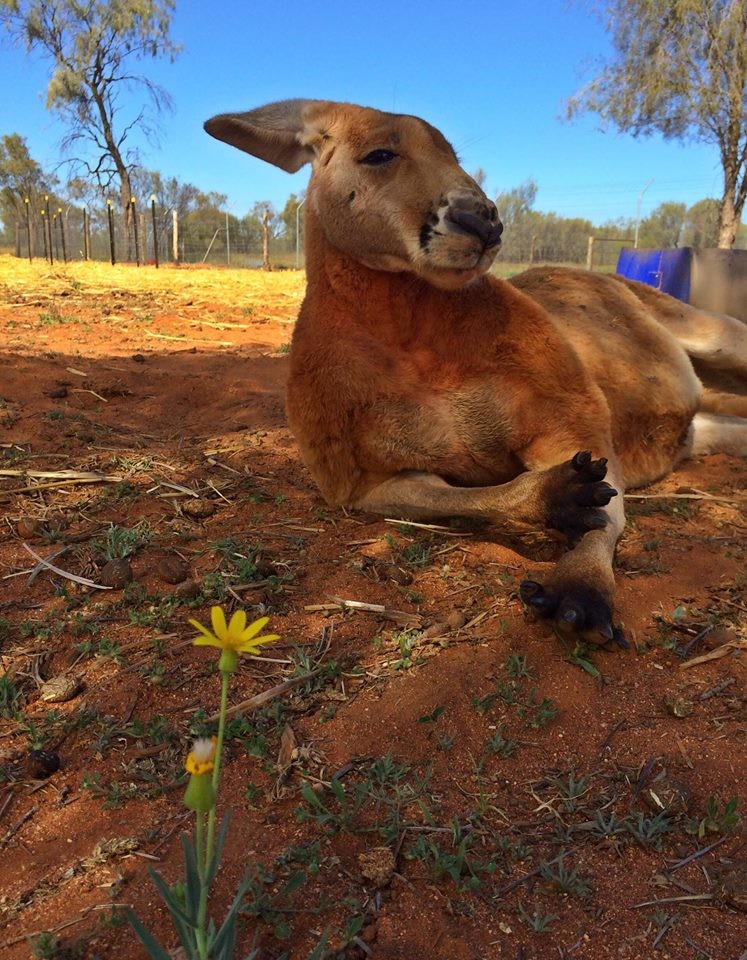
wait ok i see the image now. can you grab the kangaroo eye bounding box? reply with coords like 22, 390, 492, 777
360, 149, 398, 166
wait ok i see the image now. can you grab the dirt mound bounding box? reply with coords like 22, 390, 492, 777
0, 258, 745, 960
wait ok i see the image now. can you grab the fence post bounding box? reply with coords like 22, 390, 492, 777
586, 235, 595, 272
44, 196, 54, 264
225, 211, 230, 265
83, 208, 91, 261
107, 200, 116, 265
131, 198, 140, 266
172, 209, 179, 263
58, 208, 67, 263
24, 198, 32, 261
151, 196, 159, 268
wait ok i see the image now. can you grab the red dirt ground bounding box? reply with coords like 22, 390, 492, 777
0, 258, 745, 960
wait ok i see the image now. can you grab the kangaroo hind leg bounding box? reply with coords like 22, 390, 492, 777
680, 412, 747, 460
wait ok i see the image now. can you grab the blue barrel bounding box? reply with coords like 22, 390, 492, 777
616, 247, 692, 303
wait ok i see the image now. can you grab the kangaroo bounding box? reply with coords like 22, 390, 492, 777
205, 99, 747, 646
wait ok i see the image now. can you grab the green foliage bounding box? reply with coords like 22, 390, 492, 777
687, 796, 742, 838
518, 902, 557, 934
626, 810, 675, 849
566, 0, 747, 246
1, 0, 181, 206
0, 132, 60, 237
0, 672, 23, 718
296, 756, 432, 843
539, 855, 592, 898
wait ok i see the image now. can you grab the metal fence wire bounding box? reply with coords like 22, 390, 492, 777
13, 203, 302, 269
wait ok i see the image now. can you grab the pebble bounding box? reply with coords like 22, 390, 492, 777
16, 517, 41, 539
173, 579, 200, 599
99, 558, 133, 588
358, 846, 396, 888
158, 555, 189, 584
40, 673, 83, 703
182, 498, 216, 520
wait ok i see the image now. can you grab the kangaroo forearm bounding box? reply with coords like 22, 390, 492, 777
352, 470, 557, 525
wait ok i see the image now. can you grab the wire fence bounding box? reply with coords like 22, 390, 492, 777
12, 204, 302, 269
11, 204, 637, 272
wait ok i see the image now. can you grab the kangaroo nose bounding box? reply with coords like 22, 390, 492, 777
445, 200, 503, 248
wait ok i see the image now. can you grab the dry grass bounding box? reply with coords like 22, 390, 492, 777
0, 255, 307, 310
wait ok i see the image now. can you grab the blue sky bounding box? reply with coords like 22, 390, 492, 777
0, 0, 725, 224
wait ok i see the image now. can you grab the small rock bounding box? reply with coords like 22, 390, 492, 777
16, 517, 41, 539
664, 692, 694, 718
446, 610, 467, 629
40, 674, 83, 703
158, 555, 189, 584
173, 579, 200, 599
100, 558, 133, 589
704, 627, 740, 650
382, 563, 413, 586
26, 749, 61, 779
255, 558, 279, 579
712, 859, 747, 912
131, 353, 145, 363
47, 386, 68, 399
358, 846, 396, 888
422, 621, 449, 639
182, 498, 216, 520
640, 777, 692, 816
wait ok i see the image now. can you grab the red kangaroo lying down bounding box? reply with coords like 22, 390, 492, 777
205, 99, 747, 646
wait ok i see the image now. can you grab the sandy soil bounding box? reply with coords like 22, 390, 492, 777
0, 257, 745, 960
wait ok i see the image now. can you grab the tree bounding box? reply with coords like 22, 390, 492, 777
683, 197, 721, 247
567, 1, 747, 248
495, 178, 538, 229
637, 201, 687, 248
250, 201, 280, 270
0, 133, 57, 236
0, 0, 181, 230
279, 191, 306, 255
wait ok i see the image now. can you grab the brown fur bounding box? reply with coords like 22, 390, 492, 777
205, 99, 747, 645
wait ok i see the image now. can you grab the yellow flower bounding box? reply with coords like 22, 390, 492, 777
189, 607, 280, 673
184, 737, 217, 812
185, 737, 217, 776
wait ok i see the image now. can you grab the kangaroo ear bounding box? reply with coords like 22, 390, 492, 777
204, 99, 326, 173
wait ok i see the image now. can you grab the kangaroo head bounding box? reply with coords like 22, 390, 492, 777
204, 99, 502, 290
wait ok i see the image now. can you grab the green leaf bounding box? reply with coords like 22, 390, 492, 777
180, 833, 202, 920
417, 705, 445, 723
148, 867, 195, 935
206, 811, 232, 886
307, 931, 330, 960
213, 875, 251, 959
125, 908, 172, 960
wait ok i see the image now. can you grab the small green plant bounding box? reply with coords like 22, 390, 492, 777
518, 689, 558, 729
548, 772, 590, 811
505, 652, 532, 678
518, 902, 557, 934
688, 796, 741, 838
390, 629, 419, 669
399, 539, 432, 569
626, 810, 674, 849
418, 705, 445, 724
539, 855, 591, 898
565, 642, 600, 677
484, 724, 519, 758
30, 931, 63, 958
0, 673, 23, 718
98, 522, 151, 561
126, 607, 280, 960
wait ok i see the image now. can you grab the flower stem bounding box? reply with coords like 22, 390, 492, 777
195, 812, 209, 959
205, 669, 230, 865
